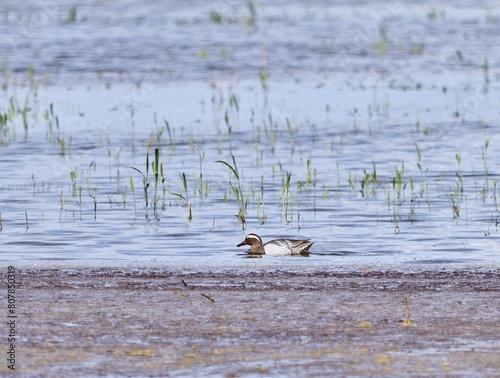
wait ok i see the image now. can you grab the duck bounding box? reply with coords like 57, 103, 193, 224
237, 233, 314, 255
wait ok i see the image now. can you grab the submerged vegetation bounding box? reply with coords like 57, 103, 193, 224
0, 71, 499, 247
209, 1, 257, 27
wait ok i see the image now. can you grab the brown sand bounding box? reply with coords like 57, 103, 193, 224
3, 262, 499, 377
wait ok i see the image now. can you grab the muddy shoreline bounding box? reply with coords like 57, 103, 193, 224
3, 262, 499, 376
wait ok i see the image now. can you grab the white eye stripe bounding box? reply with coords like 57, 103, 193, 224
246, 234, 262, 243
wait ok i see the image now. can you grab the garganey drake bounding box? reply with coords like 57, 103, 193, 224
237, 233, 314, 255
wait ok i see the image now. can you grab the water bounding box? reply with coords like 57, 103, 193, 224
1, 0, 499, 263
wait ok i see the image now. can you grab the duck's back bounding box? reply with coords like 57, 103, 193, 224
264, 239, 313, 255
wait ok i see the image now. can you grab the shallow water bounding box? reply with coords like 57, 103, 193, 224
1, 0, 499, 83
1, 0, 499, 263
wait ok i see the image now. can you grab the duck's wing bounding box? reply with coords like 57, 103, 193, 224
264, 239, 314, 255
264, 239, 295, 255
290, 239, 314, 253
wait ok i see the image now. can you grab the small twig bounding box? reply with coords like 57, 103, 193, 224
172, 290, 188, 298
201, 293, 215, 303
403, 297, 412, 326
181, 279, 188, 286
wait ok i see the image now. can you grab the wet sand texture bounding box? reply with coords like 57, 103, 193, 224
5, 265, 499, 377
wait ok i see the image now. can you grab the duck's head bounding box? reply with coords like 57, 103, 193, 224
237, 233, 263, 248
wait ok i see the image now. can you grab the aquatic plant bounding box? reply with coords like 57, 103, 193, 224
66, 6, 78, 23
127, 147, 165, 218
209, 11, 223, 24
111, 147, 123, 185
455, 148, 464, 194
281, 171, 293, 222
89, 190, 97, 220
130, 151, 151, 216
427, 6, 440, 19
414, 142, 428, 198
493, 181, 500, 214
130, 176, 137, 220
373, 22, 390, 54
57, 135, 72, 156
58, 190, 66, 222
19, 97, 29, 134
451, 194, 460, 220
216, 155, 247, 228
360, 162, 377, 198
208, 1, 257, 26
171, 173, 192, 221
297, 158, 317, 194
408, 42, 425, 55
393, 162, 405, 204
24, 211, 29, 232
481, 140, 490, 199
44, 103, 60, 142
256, 186, 267, 225
227, 92, 239, 134
164, 118, 175, 153
70, 169, 78, 196
0, 112, 8, 141
2, 58, 8, 91
349, 107, 359, 132
482, 57, 489, 86
386, 162, 407, 231
259, 39, 268, 92
77, 186, 83, 221
151, 148, 164, 216
0, 96, 30, 142
196, 152, 208, 199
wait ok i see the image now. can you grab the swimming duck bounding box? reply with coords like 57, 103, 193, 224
237, 233, 314, 255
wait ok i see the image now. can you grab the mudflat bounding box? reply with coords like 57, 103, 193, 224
3, 262, 499, 377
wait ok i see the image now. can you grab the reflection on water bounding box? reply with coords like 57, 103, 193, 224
0, 1, 499, 262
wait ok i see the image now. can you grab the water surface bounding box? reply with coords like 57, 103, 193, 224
0, 0, 499, 263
